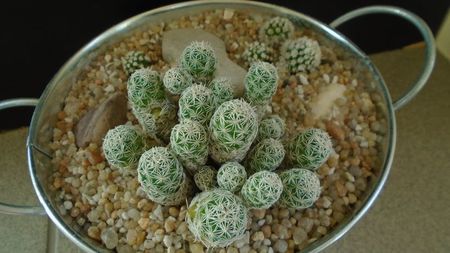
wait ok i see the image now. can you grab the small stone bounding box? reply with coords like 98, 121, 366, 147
223, 9, 234, 20
176, 221, 187, 235
151, 205, 164, 222
278, 208, 289, 219
252, 231, 265, 241
189, 243, 204, 253
165, 216, 177, 233
292, 227, 307, 244
154, 229, 165, 242
163, 235, 174, 247
117, 245, 134, 253
144, 239, 156, 249
126, 229, 137, 245
274, 240, 288, 252
227, 247, 239, 253
261, 224, 272, 238
252, 209, 266, 220
63, 201, 73, 210
127, 208, 140, 221
138, 217, 150, 230
101, 228, 118, 249
169, 207, 180, 217
87, 226, 100, 240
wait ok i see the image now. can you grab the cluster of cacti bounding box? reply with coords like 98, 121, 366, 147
281, 36, 322, 73
181, 41, 217, 81
257, 115, 285, 141
244, 61, 279, 106
259, 17, 294, 44
163, 67, 194, 95
122, 51, 151, 75
241, 171, 283, 209
194, 166, 217, 191
217, 162, 247, 193
243, 41, 274, 65
279, 168, 321, 209
210, 77, 234, 108
245, 138, 286, 174
178, 84, 215, 125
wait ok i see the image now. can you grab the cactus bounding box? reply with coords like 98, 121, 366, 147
178, 84, 215, 126
122, 51, 151, 75
194, 166, 217, 191
209, 99, 259, 163
210, 77, 234, 108
257, 115, 285, 141
163, 66, 193, 95
240, 171, 283, 209
281, 37, 321, 73
102, 124, 146, 171
181, 41, 217, 81
245, 138, 285, 174
244, 61, 279, 105
137, 147, 189, 206
186, 189, 248, 248
242, 41, 274, 65
278, 168, 321, 209
288, 128, 332, 171
259, 17, 294, 44
127, 68, 165, 109
217, 162, 247, 193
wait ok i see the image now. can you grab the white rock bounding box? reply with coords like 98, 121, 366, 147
127, 208, 140, 221
101, 228, 118, 249
311, 83, 346, 119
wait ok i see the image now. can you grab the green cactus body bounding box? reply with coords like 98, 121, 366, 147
279, 168, 321, 209
288, 128, 332, 171
281, 37, 321, 74
194, 166, 217, 191
240, 171, 283, 209
209, 99, 258, 163
210, 77, 234, 108
122, 51, 151, 75
257, 115, 285, 141
102, 125, 145, 171
163, 67, 193, 95
243, 41, 274, 65
217, 162, 247, 193
178, 84, 215, 126
259, 17, 294, 44
127, 68, 165, 109
246, 138, 285, 174
186, 189, 248, 248
244, 61, 279, 105
181, 41, 217, 81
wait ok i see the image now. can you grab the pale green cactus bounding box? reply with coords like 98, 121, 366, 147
259, 17, 294, 44
240, 171, 283, 209
186, 189, 248, 248
281, 37, 321, 73
246, 138, 285, 174
244, 61, 279, 105
209, 99, 258, 163
163, 66, 193, 95
178, 84, 215, 126
194, 166, 217, 191
122, 51, 151, 75
257, 115, 285, 141
242, 41, 274, 65
127, 68, 165, 109
288, 128, 332, 171
102, 124, 146, 171
217, 162, 247, 193
210, 77, 234, 108
279, 168, 321, 209
181, 41, 217, 81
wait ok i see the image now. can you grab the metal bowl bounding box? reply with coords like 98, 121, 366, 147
0, 1, 435, 252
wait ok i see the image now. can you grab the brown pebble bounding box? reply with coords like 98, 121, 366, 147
252, 209, 266, 220
138, 217, 150, 230
326, 121, 345, 140
87, 226, 100, 240
261, 224, 272, 238
169, 207, 180, 217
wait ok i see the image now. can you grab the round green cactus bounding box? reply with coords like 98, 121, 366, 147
244, 61, 279, 105
217, 162, 247, 193
281, 37, 321, 73
178, 84, 215, 126
163, 66, 193, 95
210, 77, 234, 108
186, 189, 248, 248
259, 17, 294, 44
246, 138, 285, 174
288, 128, 333, 171
240, 171, 283, 209
122, 51, 151, 75
279, 168, 321, 209
242, 41, 274, 65
137, 147, 189, 205
257, 115, 285, 141
102, 124, 145, 171
127, 68, 165, 109
194, 166, 217, 191
181, 41, 217, 81
209, 99, 259, 163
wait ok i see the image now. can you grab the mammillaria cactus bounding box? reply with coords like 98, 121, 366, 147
240, 171, 283, 209
127, 68, 165, 108
186, 189, 248, 248
243, 41, 274, 65
122, 51, 151, 75
181, 41, 217, 81
178, 84, 215, 125
102, 124, 146, 171
281, 37, 321, 74
246, 138, 285, 174
257, 115, 285, 141
244, 61, 279, 105
209, 99, 259, 163
259, 17, 294, 44
278, 168, 321, 209
137, 147, 189, 205
217, 162, 247, 193
210, 77, 234, 108
194, 166, 217, 191
132, 100, 177, 141
288, 128, 333, 171
163, 67, 193, 95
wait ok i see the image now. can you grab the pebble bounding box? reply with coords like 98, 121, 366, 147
138, 217, 150, 230
126, 229, 137, 244
227, 247, 239, 253
251, 231, 265, 242
261, 224, 272, 238
292, 227, 307, 244
189, 243, 204, 253
127, 208, 140, 221
144, 239, 156, 249
169, 207, 180, 217
101, 228, 118, 249
165, 216, 177, 233
87, 226, 100, 240
163, 235, 174, 247
151, 205, 164, 222
273, 240, 288, 252
252, 209, 266, 220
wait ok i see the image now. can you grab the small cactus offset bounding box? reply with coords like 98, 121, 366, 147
217, 162, 247, 193
210, 77, 234, 108
122, 51, 151, 75
178, 84, 215, 126
127, 68, 165, 109
259, 17, 294, 44
240, 171, 283, 209
278, 168, 321, 209
257, 115, 285, 141
244, 61, 279, 105
102, 124, 146, 171
243, 41, 274, 65
194, 166, 217, 191
288, 128, 333, 171
245, 138, 285, 174
181, 41, 217, 81
163, 67, 193, 95
209, 99, 259, 163
281, 37, 321, 73
186, 189, 248, 248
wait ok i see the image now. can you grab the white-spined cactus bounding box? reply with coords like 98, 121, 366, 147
178, 84, 215, 126
281, 37, 321, 73
288, 128, 333, 171
257, 115, 285, 141
278, 168, 321, 209
210, 77, 234, 108
243, 41, 274, 65
244, 61, 279, 105
186, 189, 248, 248
122, 51, 151, 75
127, 68, 165, 108
181, 41, 217, 81
217, 162, 247, 193
209, 99, 258, 163
137, 147, 189, 206
102, 125, 146, 171
240, 171, 283, 209
259, 17, 294, 44
194, 166, 217, 191
163, 66, 193, 95
245, 138, 285, 174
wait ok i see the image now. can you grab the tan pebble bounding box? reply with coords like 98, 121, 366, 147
165, 216, 177, 233
136, 231, 146, 245
227, 247, 239, 253
261, 224, 272, 238
87, 226, 100, 240
138, 217, 150, 230
169, 207, 180, 217
272, 223, 282, 234
348, 193, 357, 204
251, 231, 265, 241
149, 223, 160, 232
252, 209, 266, 220
189, 243, 204, 253
326, 121, 345, 140
335, 181, 347, 197
317, 226, 327, 235
278, 208, 289, 219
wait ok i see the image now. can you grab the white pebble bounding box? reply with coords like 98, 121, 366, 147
101, 228, 118, 249
127, 208, 140, 221
63, 201, 73, 210
274, 240, 288, 252
144, 239, 155, 249
163, 235, 173, 247
299, 74, 309, 85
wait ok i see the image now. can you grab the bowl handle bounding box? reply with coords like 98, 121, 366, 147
330, 6, 436, 111
0, 98, 46, 216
